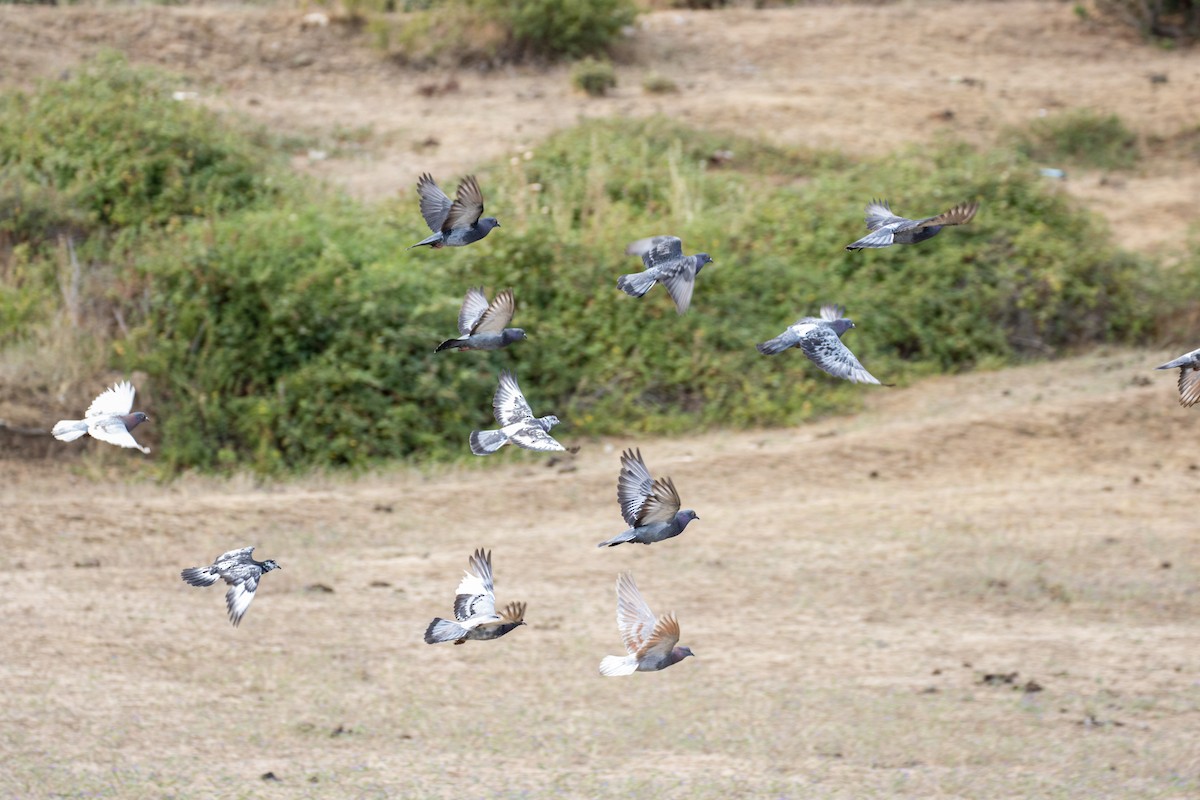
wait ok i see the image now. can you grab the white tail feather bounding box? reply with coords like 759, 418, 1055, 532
51, 419, 88, 442
616, 271, 658, 298
599, 654, 639, 677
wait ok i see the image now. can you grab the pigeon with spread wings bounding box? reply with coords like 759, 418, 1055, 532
845, 198, 978, 251
51, 380, 151, 454
180, 546, 281, 627
408, 173, 500, 249
435, 287, 526, 352
617, 235, 713, 315
1156, 347, 1200, 407
469, 370, 565, 456
596, 448, 698, 547
424, 548, 527, 644
599, 571, 694, 676
756, 303, 882, 385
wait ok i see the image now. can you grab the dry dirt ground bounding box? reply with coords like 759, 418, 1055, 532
2, 349, 1199, 799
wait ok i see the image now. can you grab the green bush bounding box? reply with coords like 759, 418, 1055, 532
572, 58, 617, 97
642, 72, 679, 94
482, 0, 638, 61
1010, 109, 1140, 170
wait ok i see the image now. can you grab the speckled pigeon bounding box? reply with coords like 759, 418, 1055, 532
408, 173, 499, 249
617, 235, 713, 314
756, 304, 881, 385
435, 287, 526, 352
596, 448, 698, 547
1156, 347, 1200, 407
51, 380, 151, 454
599, 571, 694, 677
425, 548, 526, 645
180, 546, 281, 627
470, 370, 565, 456
845, 198, 978, 250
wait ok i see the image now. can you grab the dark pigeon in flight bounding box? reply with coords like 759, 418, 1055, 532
599, 571, 694, 677
470, 370, 564, 455
435, 287, 526, 352
51, 380, 150, 454
757, 304, 881, 385
617, 235, 713, 314
1156, 347, 1200, 407
424, 548, 526, 645
845, 198, 978, 251
408, 173, 499, 249
181, 546, 281, 627
597, 448, 698, 547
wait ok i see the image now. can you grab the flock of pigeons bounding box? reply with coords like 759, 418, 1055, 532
47, 174, 1200, 675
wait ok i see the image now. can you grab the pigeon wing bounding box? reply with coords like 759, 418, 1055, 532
626, 235, 684, 269
86, 381, 136, 417
493, 370, 534, 426
1179, 364, 1200, 407
457, 287, 491, 335
660, 264, 696, 315
507, 424, 566, 452
819, 304, 846, 322
863, 199, 904, 231
799, 326, 881, 385
617, 448, 655, 526
225, 571, 259, 627
915, 200, 979, 229
497, 600, 526, 625
471, 289, 515, 335
847, 228, 897, 249
88, 417, 149, 454
214, 546, 256, 573
636, 613, 682, 662
638, 477, 682, 525
453, 548, 496, 621
615, 572, 660, 656
443, 175, 485, 231
416, 173, 454, 233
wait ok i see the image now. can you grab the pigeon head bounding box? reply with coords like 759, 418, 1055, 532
830, 318, 855, 337
672, 645, 695, 661
261, 560, 282, 573
479, 217, 501, 233
502, 328, 528, 345
677, 509, 699, 529
122, 412, 150, 430
538, 414, 561, 431
694, 254, 713, 274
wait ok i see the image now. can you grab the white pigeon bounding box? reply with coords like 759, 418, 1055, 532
469, 370, 565, 455
424, 548, 527, 644
599, 571, 694, 677
51, 381, 151, 454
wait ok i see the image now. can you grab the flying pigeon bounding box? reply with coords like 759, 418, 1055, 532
180, 546, 281, 627
596, 448, 698, 547
1155, 347, 1200, 407
435, 287, 526, 352
756, 304, 881, 385
845, 198, 979, 250
424, 548, 527, 645
470, 370, 565, 456
51, 380, 151, 454
408, 173, 499, 249
599, 571, 694, 677
617, 235, 713, 314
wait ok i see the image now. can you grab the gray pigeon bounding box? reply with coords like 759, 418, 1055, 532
1156, 347, 1200, 407
408, 173, 499, 249
617, 235, 713, 314
756, 304, 881, 385
424, 548, 527, 645
845, 198, 979, 250
599, 571, 694, 677
435, 287, 526, 352
596, 448, 698, 547
180, 546, 281, 627
470, 370, 565, 456
51, 380, 151, 454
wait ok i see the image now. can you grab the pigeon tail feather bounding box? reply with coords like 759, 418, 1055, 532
408, 232, 444, 250
180, 566, 220, 587
51, 419, 88, 442
599, 654, 639, 677
596, 530, 638, 548
435, 337, 466, 353
425, 618, 470, 644
756, 335, 793, 356
469, 428, 509, 456
616, 271, 658, 298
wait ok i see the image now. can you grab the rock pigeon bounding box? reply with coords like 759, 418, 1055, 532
424, 548, 527, 644
1155, 347, 1200, 407
435, 287, 526, 352
617, 235, 713, 314
845, 198, 979, 250
51, 380, 151, 454
756, 303, 881, 385
470, 370, 565, 455
596, 448, 698, 547
408, 173, 499, 249
180, 546, 281, 627
599, 571, 694, 677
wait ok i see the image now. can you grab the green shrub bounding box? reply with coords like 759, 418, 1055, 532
1010, 109, 1140, 170
1094, 0, 1198, 44
572, 58, 617, 97
481, 0, 638, 61
642, 72, 679, 94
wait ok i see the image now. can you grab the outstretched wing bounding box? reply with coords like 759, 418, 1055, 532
214, 546, 256, 573
444, 175, 485, 231
1178, 363, 1200, 407
88, 417, 149, 454
453, 548, 496, 622
660, 266, 696, 315
915, 200, 979, 229
799, 326, 881, 385
471, 289, 515, 334
493, 370, 534, 426
457, 287, 491, 335
636, 613, 682, 662
615, 571, 660, 656
416, 173, 453, 233
819, 304, 846, 322
86, 381, 136, 417
225, 572, 260, 627
863, 199, 905, 231
617, 448, 654, 526
508, 424, 566, 452
626, 235, 684, 270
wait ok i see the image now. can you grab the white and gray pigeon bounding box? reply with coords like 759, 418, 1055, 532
756, 304, 882, 385
1156, 347, 1200, 407
435, 287, 526, 352
599, 571, 694, 677
596, 448, 698, 547
470, 370, 565, 456
617, 235, 713, 314
180, 546, 281, 627
424, 548, 527, 645
845, 198, 979, 251
408, 173, 500, 249
51, 380, 151, 454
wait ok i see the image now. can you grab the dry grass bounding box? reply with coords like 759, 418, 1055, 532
2, 348, 1199, 798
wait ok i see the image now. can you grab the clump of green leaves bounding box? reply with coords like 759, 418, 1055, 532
642, 72, 679, 94
572, 58, 617, 97
1010, 109, 1140, 170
